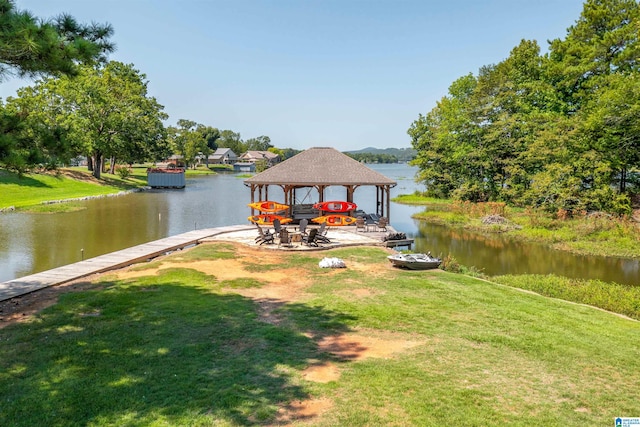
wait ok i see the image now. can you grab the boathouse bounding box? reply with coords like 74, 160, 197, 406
244, 147, 397, 222
147, 167, 186, 189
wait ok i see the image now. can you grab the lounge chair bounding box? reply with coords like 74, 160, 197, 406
278, 228, 292, 247
272, 218, 283, 236
368, 213, 380, 223
298, 218, 309, 236
303, 228, 319, 247
255, 224, 275, 245
376, 217, 388, 232
355, 216, 366, 232
316, 223, 331, 243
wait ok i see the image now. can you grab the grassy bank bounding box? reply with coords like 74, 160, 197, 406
493, 274, 640, 320
1, 243, 638, 426
0, 168, 138, 210
394, 194, 640, 258
0, 166, 218, 211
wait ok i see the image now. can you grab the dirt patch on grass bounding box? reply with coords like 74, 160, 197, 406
349, 260, 393, 276
58, 169, 105, 184
302, 362, 341, 383
298, 332, 424, 384
116, 256, 312, 303
350, 288, 374, 297
276, 397, 334, 424
317, 333, 424, 361
118, 258, 299, 284
0, 279, 99, 329
346, 288, 385, 298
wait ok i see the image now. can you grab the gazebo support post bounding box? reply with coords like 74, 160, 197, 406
346, 185, 356, 216
385, 185, 391, 223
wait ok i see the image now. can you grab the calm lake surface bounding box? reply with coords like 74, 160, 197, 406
1, 164, 638, 285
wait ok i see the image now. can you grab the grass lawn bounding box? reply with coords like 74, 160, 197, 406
1, 243, 638, 426
0, 165, 226, 210
0, 168, 145, 210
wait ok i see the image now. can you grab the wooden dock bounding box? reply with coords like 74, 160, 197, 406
0, 223, 413, 303
0, 225, 252, 302
384, 239, 415, 249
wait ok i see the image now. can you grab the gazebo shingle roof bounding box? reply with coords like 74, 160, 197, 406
244, 147, 396, 186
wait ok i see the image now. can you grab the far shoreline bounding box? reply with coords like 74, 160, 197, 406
393, 194, 640, 260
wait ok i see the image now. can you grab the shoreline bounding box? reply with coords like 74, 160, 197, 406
0, 224, 385, 302
392, 196, 640, 260
0, 187, 149, 213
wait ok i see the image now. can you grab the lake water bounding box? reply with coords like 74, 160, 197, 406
1, 164, 638, 285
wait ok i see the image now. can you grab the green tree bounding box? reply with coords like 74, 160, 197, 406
474, 40, 566, 203
346, 152, 398, 163
548, 0, 640, 111
280, 148, 302, 160
409, 0, 640, 215
174, 119, 200, 168
0, 1, 115, 172
245, 135, 272, 151
544, 0, 640, 212
268, 146, 284, 159
0, 100, 29, 172
218, 130, 245, 155
198, 125, 220, 167
9, 61, 168, 178
409, 74, 482, 199
581, 73, 640, 195
2, 84, 79, 172
168, 120, 220, 168
0, 0, 114, 82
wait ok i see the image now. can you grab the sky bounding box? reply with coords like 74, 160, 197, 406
1, 0, 586, 152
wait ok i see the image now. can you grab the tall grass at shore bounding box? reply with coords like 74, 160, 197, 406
493, 274, 640, 320
512, 210, 640, 257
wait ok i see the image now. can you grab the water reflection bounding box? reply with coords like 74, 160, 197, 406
0, 165, 638, 286
414, 222, 640, 285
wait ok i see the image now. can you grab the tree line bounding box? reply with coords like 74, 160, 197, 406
346, 152, 400, 163
409, 0, 640, 215
0, 1, 299, 178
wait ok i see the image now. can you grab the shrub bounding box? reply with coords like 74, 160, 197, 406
115, 165, 131, 179
441, 254, 485, 277
451, 201, 506, 217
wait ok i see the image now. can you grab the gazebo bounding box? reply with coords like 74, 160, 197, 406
244, 147, 397, 222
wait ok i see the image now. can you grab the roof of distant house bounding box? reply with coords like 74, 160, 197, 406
213, 148, 236, 156
242, 150, 279, 160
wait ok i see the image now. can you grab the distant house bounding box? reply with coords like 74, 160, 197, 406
239, 151, 280, 167
209, 148, 238, 165
167, 154, 185, 167
194, 148, 237, 166
70, 156, 88, 167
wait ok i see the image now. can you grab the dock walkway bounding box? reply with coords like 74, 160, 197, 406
0, 225, 252, 302
0, 223, 412, 303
